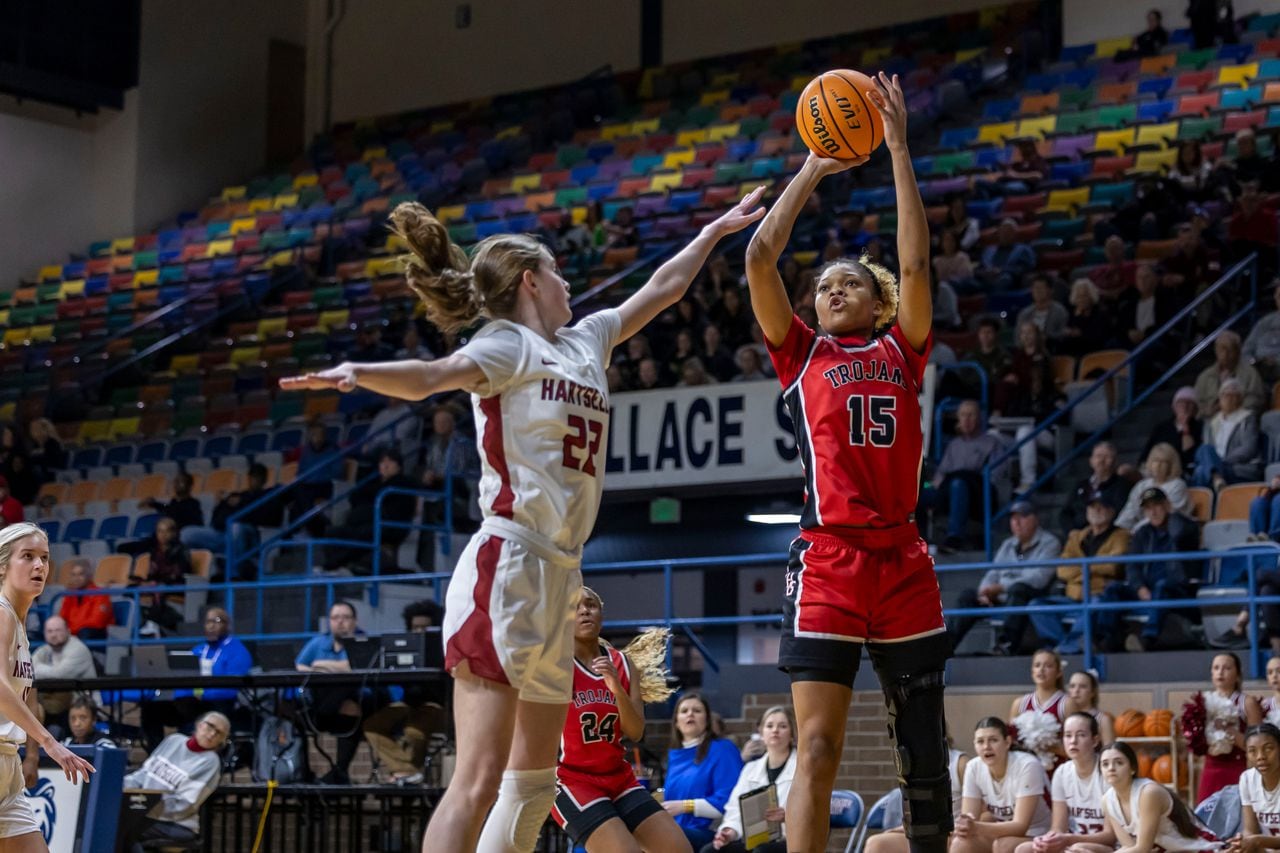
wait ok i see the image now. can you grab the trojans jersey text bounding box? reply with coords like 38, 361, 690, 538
559, 644, 632, 775
768, 315, 931, 530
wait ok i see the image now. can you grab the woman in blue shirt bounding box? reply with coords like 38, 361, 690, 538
663, 692, 744, 849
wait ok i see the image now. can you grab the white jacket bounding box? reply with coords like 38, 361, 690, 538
719, 749, 797, 839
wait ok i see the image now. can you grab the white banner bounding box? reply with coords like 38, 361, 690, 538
27, 770, 84, 852
602, 369, 936, 492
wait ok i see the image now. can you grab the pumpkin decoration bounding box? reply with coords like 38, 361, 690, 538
1117, 709, 1148, 738
1137, 750, 1154, 778
1144, 709, 1174, 738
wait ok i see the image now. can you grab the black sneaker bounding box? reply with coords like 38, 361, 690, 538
1209, 629, 1250, 650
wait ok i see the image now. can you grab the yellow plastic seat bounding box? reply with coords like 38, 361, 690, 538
977, 122, 1017, 145
1135, 122, 1179, 148
1094, 128, 1136, 154
1016, 116, 1057, 138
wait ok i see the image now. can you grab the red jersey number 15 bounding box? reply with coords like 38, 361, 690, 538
847, 394, 897, 447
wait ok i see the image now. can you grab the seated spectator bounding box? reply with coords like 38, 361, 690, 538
1163, 223, 1213, 308
949, 501, 1062, 655
348, 322, 394, 363
980, 219, 1037, 291
0, 476, 23, 528
934, 230, 976, 296
1244, 281, 1280, 382
394, 324, 434, 361
678, 357, 715, 387
711, 286, 753, 349
703, 706, 795, 853
56, 558, 114, 642
951, 718, 1052, 853
128, 516, 192, 635
635, 358, 664, 390
1031, 493, 1132, 654
964, 317, 1013, 390
1007, 139, 1047, 184
996, 322, 1060, 491
1117, 442, 1191, 529
180, 463, 283, 580
1169, 140, 1215, 202
1229, 180, 1279, 279
32, 616, 96, 735
290, 421, 343, 538
919, 400, 1006, 552
62, 696, 114, 748
604, 205, 638, 248
1143, 386, 1203, 474
1118, 264, 1175, 377
418, 405, 481, 567
1132, 7, 1169, 56
731, 346, 768, 382
1230, 129, 1271, 193
1089, 235, 1137, 300
296, 601, 377, 784
700, 325, 737, 382
617, 333, 653, 388
120, 712, 229, 853
1060, 441, 1130, 535
360, 398, 420, 465
1192, 378, 1262, 488
663, 692, 743, 850
141, 606, 252, 748
1061, 278, 1112, 358
25, 418, 65, 485
363, 600, 448, 784
1016, 276, 1069, 347
1249, 473, 1280, 545
322, 448, 417, 575
139, 472, 203, 532
667, 328, 698, 379
931, 269, 963, 330
943, 194, 981, 253
1096, 488, 1200, 652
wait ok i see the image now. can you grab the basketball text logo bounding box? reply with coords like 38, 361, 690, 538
805, 96, 841, 156
831, 91, 863, 130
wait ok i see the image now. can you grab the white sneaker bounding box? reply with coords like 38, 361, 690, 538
138, 620, 161, 638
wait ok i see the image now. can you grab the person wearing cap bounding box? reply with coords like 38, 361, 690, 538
1116, 442, 1190, 530
1142, 387, 1203, 474
321, 447, 418, 575
920, 400, 1007, 552
1191, 378, 1262, 490
949, 501, 1061, 654
1195, 330, 1266, 416
979, 219, 1036, 293
1060, 441, 1131, 536
0, 476, 22, 527
1097, 488, 1200, 652
1031, 491, 1131, 654
1243, 280, 1280, 382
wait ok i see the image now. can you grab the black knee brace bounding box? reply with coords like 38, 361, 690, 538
869, 636, 954, 853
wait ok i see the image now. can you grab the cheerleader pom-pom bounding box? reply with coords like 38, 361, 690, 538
1011, 710, 1061, 770
1181, 691, 1208, 757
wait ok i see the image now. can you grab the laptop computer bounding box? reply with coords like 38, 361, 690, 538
132, 645, 169, 678
380, 633, 428, 670
340, 636, 382, 670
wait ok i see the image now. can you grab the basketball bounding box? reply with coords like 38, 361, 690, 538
1144, 709, 1174, 737
795, 69, 885, 159
1117, 709, 1147, 738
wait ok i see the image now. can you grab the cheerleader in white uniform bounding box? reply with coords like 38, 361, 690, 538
1097, 742, 1218, 853
0, 524, 94, 851
952, 717, 1053, 853
1231, 723, 1280, 852
1010, 651, 1080, 770
1015, 712, 1114, 853
1259, 658, 1280, 727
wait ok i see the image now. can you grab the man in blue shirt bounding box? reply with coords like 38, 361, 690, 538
296, 601, 374, 784
980, 218, 1037, 292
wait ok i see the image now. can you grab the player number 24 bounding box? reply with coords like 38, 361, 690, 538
580, 711, 619, 744
847, 395, 897, 447
563, 415, 604, 476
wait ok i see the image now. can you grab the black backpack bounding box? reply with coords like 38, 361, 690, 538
253, 715, 311, 783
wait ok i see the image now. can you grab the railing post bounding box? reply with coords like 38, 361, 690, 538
224, 524, 236, 624
371, 492, 384, 608
1082, 561, 1094, 673
664, 561, 675, 671
1248, 553, 1260, 678
982, 464, 993, 559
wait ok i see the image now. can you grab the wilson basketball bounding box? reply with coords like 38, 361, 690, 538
795, 69, 884, 159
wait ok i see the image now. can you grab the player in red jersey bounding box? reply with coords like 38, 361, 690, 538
551, 587, 687, 851
744, 73, 951, 853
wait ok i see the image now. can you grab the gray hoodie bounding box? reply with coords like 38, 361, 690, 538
123, 734, 220, 832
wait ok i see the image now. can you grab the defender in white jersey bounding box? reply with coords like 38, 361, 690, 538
953, 717, 1052, 853
1240, 723, 1280, 846
1100, 742, 1218, 853
0, 524, 94, 850
282, 191, 764, 853
1015, 713, 1113, 853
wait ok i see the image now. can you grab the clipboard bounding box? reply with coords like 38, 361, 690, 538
738, 783, 782, 850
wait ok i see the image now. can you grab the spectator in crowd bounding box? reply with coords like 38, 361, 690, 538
995, 320, 1057, 422
1031, 492, 1132, 654
32, 615, 96, 735
1089, 235, 1137, 300
348, 322, 394, 363
705, 706, 795, 853
831, 209, 872, 253
142, 606, 252, 748
1008, 139, 1047, 184
980, 219, 1037, 291
1168, 140, 1215, 202
1060, 441, 1131, 535
731, 346, 768, 382
418, 404, 481, 565
139, 472, 203, 532
1192, 378, 1262, 489
361, 398, 421, 465
1229, 180, 1279, 278
363, 600, 448, 784
1163, 223, 1213, 307
965, 317, 1014, 389
1187, 0, 1230, 48
931, 269, 963, 331
920, 400, 1006, 552
663, 692, 744, 850
394, 324, 434, 361
1119, 264, 1175, 378
0, 426, 37, 507
1211, 526, 1280, 655
120, 712, 229, 852
1249, 472, 1280, 545
128, 516, 192, 635
1117, 442, 1191, 529
934, 230, 976, 295
700, 325, 737, 382
56, 558, 114, 641
291, 421, 342, 537
603, 205, 638, 248
180, 463, 282, 581
1195, 330, 1265, 415
1097, 488, 1200, 652
1244, 281, 1280, 382
667, 328, 698, 380
1143, 387, 1203, 474
0, 476, 23, 528
678, 357, 715, 387
943, 194, 981, 253
1016, 276, 1069, 347
949, 501, 1062, 655
62, 697, 114, 749
25, 418, 65, 485
1229, 130, 1270, 192
323, 448, 417, 575
1061, 278, 1112, 358
617, 334, 653, 389
635, 358, 663, 390
296, 601, 377, 785
1132, 8, 1169, 55
709, 286, 752, 349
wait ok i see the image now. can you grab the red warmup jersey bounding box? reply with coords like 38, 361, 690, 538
768, 315, 932, 530
560, 644, 633, 775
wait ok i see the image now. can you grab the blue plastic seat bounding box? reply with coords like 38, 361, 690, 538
97, 516, 130, 541
169, 438, 201, 461
132, 514, 161, 539
63, 518, 94, 543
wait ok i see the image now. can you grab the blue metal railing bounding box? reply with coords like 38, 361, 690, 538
932, 361, 991, 463
46, 544, 1280, 680
980, 254, 1259, 557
